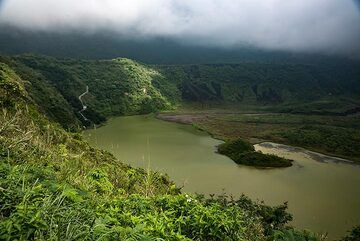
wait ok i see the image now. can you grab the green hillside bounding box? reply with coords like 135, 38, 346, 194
0, 55, 178, 130
0, 54, 359, 132
0, 59, 330, 240
157, 63, 360, 114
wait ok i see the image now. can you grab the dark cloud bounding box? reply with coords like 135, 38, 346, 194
0, 0, 359, 57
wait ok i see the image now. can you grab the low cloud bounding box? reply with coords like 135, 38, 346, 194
0, 0, 360, 56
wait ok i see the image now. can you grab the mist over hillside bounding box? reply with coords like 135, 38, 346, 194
1, 0, 359, 63
1, 25, 359, 65
1, 0, 360, 58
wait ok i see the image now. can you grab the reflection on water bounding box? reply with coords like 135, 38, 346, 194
84, 115, 360, 240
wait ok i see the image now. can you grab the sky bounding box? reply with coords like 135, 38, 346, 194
0, 0, 360, 57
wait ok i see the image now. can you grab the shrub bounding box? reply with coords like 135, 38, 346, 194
218, 138, 254, 158
340, 226, 360, 241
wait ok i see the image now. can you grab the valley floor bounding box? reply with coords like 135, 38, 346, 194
158, 105, 360, 163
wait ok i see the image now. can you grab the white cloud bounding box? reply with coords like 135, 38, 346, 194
0, 0, 359, 56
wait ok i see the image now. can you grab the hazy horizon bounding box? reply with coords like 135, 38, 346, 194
1, 0, 360, 58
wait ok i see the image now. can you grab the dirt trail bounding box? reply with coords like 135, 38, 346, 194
78, 86, 89, 121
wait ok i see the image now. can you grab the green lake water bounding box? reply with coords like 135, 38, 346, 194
84, 115, 360, 240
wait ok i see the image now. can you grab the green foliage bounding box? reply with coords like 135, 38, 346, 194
0, 163, 160, 241
218, 138, 292, 167
339, 226, 360, 241
218, 138, 255, 155
0, 160, 301, 241
88, 168, 114, 194
0, 158, 303, 241
237, 152, 293, 168
0, 63, 28, 109
271, 228, 325, 241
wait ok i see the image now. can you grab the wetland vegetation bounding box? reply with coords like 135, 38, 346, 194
159, 109, 360, 163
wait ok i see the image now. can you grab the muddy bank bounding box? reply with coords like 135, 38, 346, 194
157, 111, 280, 124
256, 142, 358, 166
157, 113, 207, 124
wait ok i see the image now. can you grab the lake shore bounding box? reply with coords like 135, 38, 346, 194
157, 111, 360, 163
85, 115, 360, 240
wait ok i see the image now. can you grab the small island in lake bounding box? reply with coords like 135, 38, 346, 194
218, 138, 293, 168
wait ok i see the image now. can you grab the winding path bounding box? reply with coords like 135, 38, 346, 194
78, 85, 89, 122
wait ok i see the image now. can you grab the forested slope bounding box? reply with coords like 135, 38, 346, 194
157, 63, 360, 114
0, 54, 359, 131
0, 54, 178, 130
